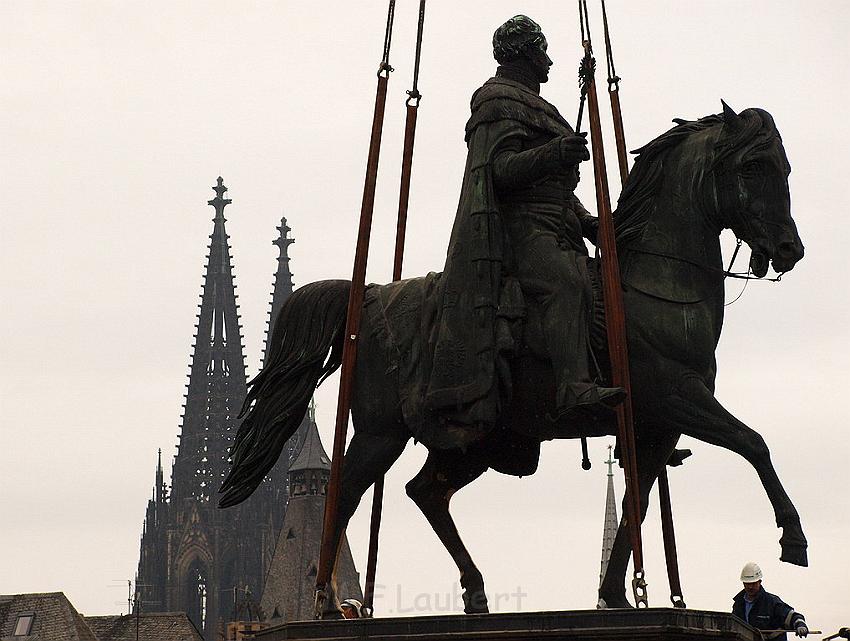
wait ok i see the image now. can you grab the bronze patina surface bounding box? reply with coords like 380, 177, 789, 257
220, 15, 806, 618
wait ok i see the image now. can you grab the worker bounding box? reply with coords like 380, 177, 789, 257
733, 562, 808, 640
340, 598, 363, 619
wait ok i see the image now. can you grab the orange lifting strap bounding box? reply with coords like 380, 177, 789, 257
315, 0, 429, 619
578, 0, 688, 609
363, 0, 427, 616
315, 0, 396, 618
577, 0, 647, 608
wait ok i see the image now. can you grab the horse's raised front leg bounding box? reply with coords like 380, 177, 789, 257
598, 429, 679, 609
317, 431, 408, 619
665, 378, 807, 565
405, 449, 489, 614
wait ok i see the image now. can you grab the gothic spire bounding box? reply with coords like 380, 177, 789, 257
171, 177, 248, 503
598, 444, 619, 592
155, 448, 164, 505
259, 218, 308, 496
262, 216, 295, 369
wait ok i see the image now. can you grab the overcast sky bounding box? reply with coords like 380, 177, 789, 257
1, 0, 848, 632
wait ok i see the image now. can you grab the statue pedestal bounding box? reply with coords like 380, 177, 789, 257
254, 609, 757, 641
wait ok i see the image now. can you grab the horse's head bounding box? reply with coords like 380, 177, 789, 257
715, 102, 804, 276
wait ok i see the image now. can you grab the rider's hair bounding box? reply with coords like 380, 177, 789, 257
493, 15, 545, 64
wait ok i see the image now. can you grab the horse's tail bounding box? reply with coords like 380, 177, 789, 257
219, 279, 350, 508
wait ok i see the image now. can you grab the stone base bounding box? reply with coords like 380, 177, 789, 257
254, 609, 756, 641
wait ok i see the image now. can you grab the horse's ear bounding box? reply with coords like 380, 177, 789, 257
721, 99, 743, 131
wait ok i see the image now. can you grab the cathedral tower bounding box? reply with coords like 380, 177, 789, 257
259, 404, 362, 621
136, 179, 281, 639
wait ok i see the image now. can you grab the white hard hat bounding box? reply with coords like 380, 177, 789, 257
740, 562, 763, 582
341, 599, 363, 614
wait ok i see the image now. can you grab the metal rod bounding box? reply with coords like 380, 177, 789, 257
582, 37, 647, 607
315, 68, 391, 617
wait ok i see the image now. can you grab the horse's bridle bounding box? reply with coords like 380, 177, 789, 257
710, 130, 790, 282
619, 132, 786, 293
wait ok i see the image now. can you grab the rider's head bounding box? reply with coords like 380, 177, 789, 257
493, 16, 552, 83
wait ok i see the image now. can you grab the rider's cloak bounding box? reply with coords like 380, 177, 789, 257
424, 75, 575, 427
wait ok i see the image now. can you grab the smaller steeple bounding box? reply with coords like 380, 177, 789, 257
288, 407, 330, 498
598, 444, 619, 594
260, 405, 362, 621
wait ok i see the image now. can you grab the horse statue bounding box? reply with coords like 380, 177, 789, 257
219, 103, 806, 614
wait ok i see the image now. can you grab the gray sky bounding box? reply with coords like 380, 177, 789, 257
2, 0, 848, 631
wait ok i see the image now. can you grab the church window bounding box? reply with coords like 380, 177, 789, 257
186, 561, 209, 632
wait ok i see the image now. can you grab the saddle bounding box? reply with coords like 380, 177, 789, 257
362, 262, 609, 452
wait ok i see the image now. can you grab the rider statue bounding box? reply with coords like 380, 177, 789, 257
426, 15, 625, 428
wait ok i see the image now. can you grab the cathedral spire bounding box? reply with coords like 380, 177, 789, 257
598, 444, 619, 593
136, 179, 294, 640
155, 448, 163, 504
260, 217, 307, 488
172, 177, 247, 504
262, 216, 295, 369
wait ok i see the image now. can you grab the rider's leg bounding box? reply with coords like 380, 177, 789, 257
512, 231, 623, 413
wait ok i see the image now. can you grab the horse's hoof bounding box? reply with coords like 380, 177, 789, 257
463, 589, 489, 614
597, 591, 633, 609
320, 610, 345, 620
780, 529, 808, 566
460, 570, 488, 614
780, 541, 808, 566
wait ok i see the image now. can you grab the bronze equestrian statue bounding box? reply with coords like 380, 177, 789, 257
220, 15, 807, 616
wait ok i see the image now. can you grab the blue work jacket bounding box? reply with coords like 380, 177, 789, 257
733, 586, 805, 641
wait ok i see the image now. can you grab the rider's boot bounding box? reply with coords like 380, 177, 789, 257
553, 384, 627, 422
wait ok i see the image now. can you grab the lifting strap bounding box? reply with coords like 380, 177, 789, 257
599, 1, 687, 608
362, 1, 427, 617
577, 0, 647, 608
601, 0, 629, 186
315, 0, 396, 618
658, 468, 686, 608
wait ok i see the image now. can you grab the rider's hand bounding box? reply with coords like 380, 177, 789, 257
556, 134, 590, 165
795, 623, 809, 638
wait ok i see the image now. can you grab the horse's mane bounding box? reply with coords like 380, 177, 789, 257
614, 108, 780, 247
